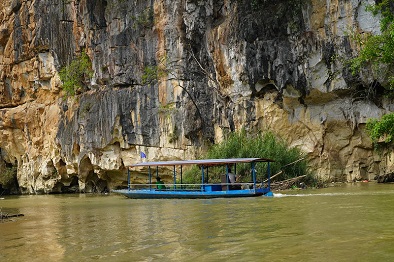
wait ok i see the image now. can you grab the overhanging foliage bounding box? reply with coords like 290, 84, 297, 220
366, 112, 394, 144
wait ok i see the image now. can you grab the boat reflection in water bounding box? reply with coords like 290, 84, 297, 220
113, 158, 274, 199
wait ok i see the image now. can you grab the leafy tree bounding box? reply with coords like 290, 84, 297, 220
351, 0, 394, 88
366, 112, 394, 144
59, 51, 93, 96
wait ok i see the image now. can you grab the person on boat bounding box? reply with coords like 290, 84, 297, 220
228, 168, 241, 190
156, 177, 166, 190
228, 168, 236, 184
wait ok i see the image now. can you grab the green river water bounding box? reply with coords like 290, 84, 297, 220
1, 182, 394, 262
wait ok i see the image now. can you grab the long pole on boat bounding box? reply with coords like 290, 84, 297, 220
127, 167, 130, 191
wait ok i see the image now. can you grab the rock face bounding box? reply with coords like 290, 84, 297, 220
0, 0, 392, 193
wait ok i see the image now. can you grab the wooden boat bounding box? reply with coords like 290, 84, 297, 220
113, 158, 274, 199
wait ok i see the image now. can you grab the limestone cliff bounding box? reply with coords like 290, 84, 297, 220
0, 0, 392, 194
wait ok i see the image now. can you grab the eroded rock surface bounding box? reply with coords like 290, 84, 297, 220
0, 0, 392, 193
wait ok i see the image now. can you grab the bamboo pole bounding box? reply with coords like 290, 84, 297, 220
263, 157, 305, 183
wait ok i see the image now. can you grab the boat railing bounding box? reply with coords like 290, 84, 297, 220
127, 182, 268, 191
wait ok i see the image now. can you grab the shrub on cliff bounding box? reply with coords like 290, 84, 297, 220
366, 112, 394, 145
183, 130, 309, 184
59, 51, 93, 96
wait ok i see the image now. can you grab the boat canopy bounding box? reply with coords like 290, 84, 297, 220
130, 157, 275, 168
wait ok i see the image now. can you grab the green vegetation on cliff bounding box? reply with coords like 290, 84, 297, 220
351, 0, 394, 89
131, 7, 154, 29
183, 130, 309, 184
366, 112, 394, 145
59, 51, 93, 96
351, 2, 394, 146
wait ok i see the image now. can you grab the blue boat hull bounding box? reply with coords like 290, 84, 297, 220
113, 188, 272, 199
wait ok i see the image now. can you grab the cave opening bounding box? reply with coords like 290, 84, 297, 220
58, 175, 80, 193
85, 172, 108, 193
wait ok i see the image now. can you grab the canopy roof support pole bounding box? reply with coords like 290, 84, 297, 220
149, 166, 152, 191
252, 162, 257, 189
201, 166, 205, 191
173, 165, 176, 189
226, 165, 230, 191
180, 166, 183, 187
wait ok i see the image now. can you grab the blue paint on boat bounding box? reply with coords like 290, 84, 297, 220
113, 158, 274, 199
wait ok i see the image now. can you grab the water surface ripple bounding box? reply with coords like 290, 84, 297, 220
1, 183, 394, 261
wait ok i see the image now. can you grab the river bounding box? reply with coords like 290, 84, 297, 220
1, 182, 394, 262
